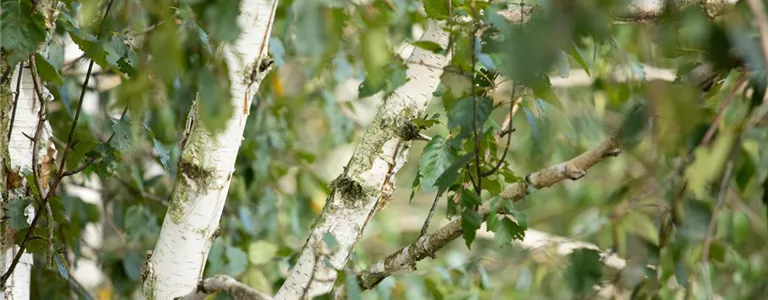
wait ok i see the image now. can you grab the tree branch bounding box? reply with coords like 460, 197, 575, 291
175, 275, 272, 300
497, 1, 737, 24
352, 134, 622, 292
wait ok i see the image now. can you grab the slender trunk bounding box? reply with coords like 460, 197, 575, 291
274, 21, 450, 299
140, 0, 278, 299
0, 1, 59, 299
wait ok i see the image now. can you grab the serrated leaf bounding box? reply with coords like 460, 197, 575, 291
460, 189, 481, 207
0, 0, 47, 66
434, 153, 474, 193
413, 118, 441, 128
8, 198, 32, 230
34, 53, 62, 85
565, 249, 603, 295
423, 0, 449, 20
448, 97, 494, 144
110, 119, 134, 153
462, 208, 483, 249
493, 217, 525, 246
59, 12, 109, 69
419, 135, 458, 193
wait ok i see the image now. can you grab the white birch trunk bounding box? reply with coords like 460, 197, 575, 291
2, 66, 53, 300
140, 1, 278, 299
0, 1, 59, 299
274, 21, 450, 299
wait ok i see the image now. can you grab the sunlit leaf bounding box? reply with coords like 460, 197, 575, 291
419, 135, 458, 193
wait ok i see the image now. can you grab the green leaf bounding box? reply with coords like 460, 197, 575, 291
58, 12, 109, 69
616, 101, 647, 149
423, 0, 449, 20
34, 53, 62, 85
419, 135, 458, 193
686, 129, 735, 198
493, 217, 525, 247
225, 246, 248, 277
122, 251, 143, 281
198, 69, 235, 133
530, 79, 562, 109
434, 153, 474, 193
413, 118, 441, 129
565, 249, 603, 295
622, 212, 660, 246
460, 189, 482, 207
203, 0, 242, 43
448, 97, 494, 144
148, 21, 184, 84
248, 241, 278, 265
0, 0, 47, 66
566, 41, 590, 76
361, 27, 391, 88
8, 198, 32, 230
413, 41, 444, 53
345, 270, 363, 300
462, 208, 483, 249
124, 205, 159, 242
732, 211, 749, 245
110, 119, 134, 153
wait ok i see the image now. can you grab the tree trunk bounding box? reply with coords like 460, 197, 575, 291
0, 1, 59, 299
140, 0, 278, 299
274, 21, 450, 299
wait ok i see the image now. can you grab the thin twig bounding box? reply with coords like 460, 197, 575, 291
699, 75, 746, 148
419, 192, 444, 238
29, 55, 48, 203
7, 62, 24, 142
480, 86, 518, 177
63, 105, 129, 177
470, 2, 482, 196
702, 160, 734, 265
0, 0, 117, 284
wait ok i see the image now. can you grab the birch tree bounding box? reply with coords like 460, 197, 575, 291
1, 0, 60, 298
139, 0, 279, 299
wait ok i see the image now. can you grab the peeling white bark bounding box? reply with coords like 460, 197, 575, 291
140, 1, 278, 299
274, 21, 451, 300
1, 64, 57, 300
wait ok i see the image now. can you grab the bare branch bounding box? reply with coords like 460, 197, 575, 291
175, 275, 272, 300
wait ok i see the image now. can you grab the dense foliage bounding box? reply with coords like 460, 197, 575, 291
1, 0, 767, 299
